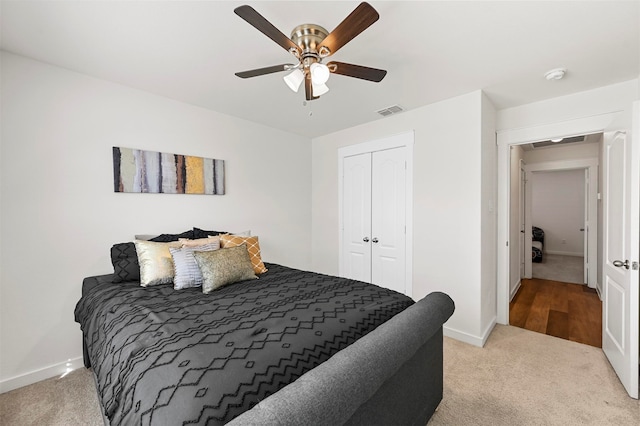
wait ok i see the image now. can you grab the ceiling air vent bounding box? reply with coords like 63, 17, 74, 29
376, 105, 404, 117
531, 135, 586, 149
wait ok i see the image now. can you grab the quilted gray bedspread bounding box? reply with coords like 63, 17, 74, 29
75, 263, 414, 425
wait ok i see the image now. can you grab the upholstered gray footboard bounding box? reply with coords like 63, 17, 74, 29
228, 291, 455, 426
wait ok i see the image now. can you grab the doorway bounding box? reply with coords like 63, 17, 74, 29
509, 136, 602, 346
522, 157, 599, 289
496, 106, 639, 399
529, 169, 586, 284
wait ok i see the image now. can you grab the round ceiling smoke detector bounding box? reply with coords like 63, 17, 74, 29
545, 68, 566, 81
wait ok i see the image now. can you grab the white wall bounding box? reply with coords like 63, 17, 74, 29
497, 80, 639, 132
530, 169, 585, 256
312, 90, 495, 346
480, 93, 497, 337
0, 52, 312, 391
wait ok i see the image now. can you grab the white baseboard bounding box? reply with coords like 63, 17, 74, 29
510, 280, 522, 302
0, 356, 84, 394
444, 318, 496, 348
545, 250, 583, 257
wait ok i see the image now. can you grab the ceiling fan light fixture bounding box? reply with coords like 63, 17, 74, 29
283, 68, 305, 92
312, 81, 329, 96
310, 62, 330, 85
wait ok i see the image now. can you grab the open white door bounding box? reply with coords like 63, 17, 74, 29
601, 103, 639, 399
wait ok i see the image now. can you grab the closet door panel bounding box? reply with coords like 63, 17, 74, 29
342, 153, 372, 283
371, 147, 406, 294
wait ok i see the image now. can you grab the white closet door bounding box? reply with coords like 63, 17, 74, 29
371, 147, 406, 293
342, 153, 372, 283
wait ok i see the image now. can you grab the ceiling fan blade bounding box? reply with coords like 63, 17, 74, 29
317, 2, 379, 56
234, 5, 301, 56
235, 64, 294, 79
305, 76, 319, 101
327, 61, 387, 82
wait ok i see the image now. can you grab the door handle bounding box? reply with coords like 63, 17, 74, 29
372, 237, 379, 243
363, 237, 370, 243
613, 259, 630, 269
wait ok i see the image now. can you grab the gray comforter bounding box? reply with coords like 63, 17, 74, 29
75, 263, 414, 425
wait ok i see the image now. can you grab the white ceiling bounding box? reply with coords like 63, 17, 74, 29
2, 1, 638, 138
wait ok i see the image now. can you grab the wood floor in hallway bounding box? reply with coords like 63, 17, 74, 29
509, 278, 602, 347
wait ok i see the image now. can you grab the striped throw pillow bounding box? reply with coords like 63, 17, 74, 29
170, 242, 219, 290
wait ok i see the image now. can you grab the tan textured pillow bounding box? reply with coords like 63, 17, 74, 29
134, 240, 182, 286
193, 245, 257, 293
179, 235, 220, 248
220, 234, 267, 274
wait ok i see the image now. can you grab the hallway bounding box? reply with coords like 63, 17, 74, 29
509, 278, 602, 347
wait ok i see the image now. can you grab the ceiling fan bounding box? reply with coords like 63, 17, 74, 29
234, 2, 387, 101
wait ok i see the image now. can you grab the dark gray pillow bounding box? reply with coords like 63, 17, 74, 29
193, 227, 227, 239
149, 230, 194, 242
110, 242, 139, 283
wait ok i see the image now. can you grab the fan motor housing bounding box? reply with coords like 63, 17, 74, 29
290, 24, 329, 56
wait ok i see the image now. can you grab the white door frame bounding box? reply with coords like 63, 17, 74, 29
522, 159, 598, 287
519, 163, 526, 281
497, 112, 620, 323
338, 131, 414, 298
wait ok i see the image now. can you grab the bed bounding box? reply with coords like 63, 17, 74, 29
75, 233, 454, 426
532, 226, 545, 263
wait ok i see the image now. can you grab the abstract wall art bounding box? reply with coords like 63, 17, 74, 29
113, 147, 225, 195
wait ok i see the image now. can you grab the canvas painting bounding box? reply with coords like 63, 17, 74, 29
113, 147, 225, 195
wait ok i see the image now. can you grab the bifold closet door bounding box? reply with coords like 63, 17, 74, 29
342, 153, 372, 283
341, 147, 406, 295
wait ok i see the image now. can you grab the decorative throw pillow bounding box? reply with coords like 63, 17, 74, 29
179, 236, 220, 248
110, 242, 140, 283
219, 234, 267, 274
149, 230, 195, 242
193, 244, 258, 293
192, 227, 228, 239
170, 243, 219, 290
134, 240, 182, 286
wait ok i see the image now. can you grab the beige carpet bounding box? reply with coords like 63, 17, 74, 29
532, 254, 585, 284
430, 325, 639, 425
1, 325, 638, 425
0, 365, 103, 426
